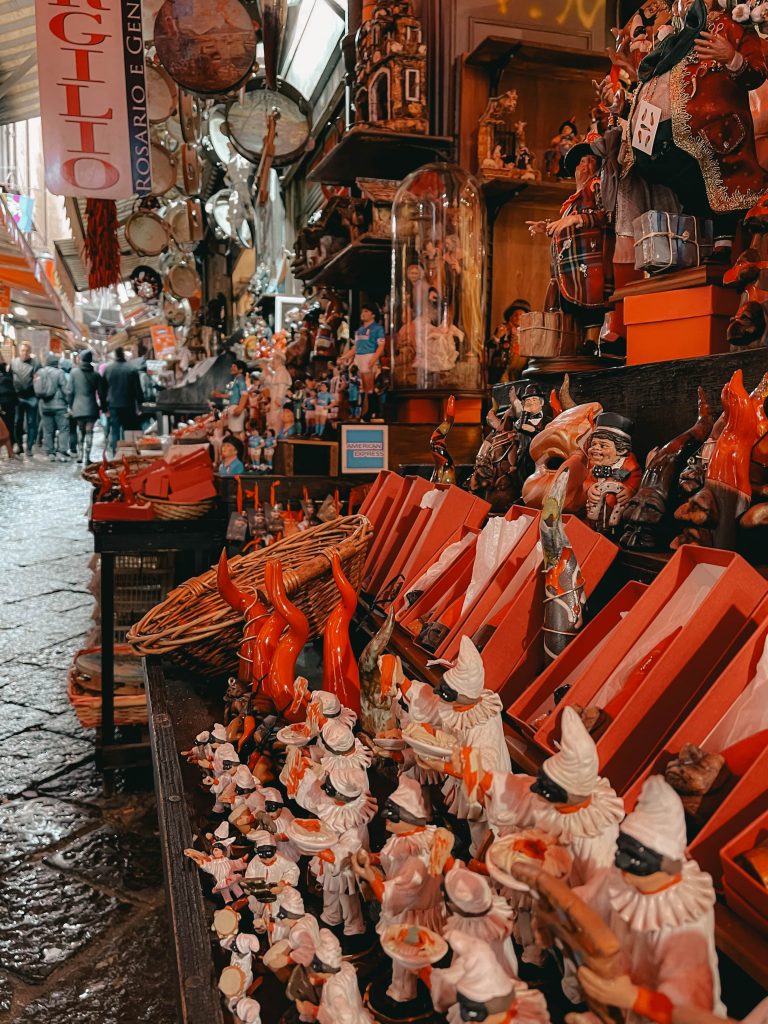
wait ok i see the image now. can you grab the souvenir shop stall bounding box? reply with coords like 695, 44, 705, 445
45, 0, 768, 1020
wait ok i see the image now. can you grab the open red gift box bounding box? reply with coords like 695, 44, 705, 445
532, 546, 768, 795
396, 528, 481, 632
130, 449, 216, 502
507, 580, 648, 740
720, 808, 768, 933
362, 475, 433, 592
623, 602, 768, 812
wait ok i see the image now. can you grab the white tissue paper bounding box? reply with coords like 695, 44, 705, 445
403, 532, 476, 609
460, 516, 532, 617
704, 633, 768, 751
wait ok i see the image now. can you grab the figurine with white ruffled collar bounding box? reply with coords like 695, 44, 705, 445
243, 828, 300, 934
184, 837, 249, 905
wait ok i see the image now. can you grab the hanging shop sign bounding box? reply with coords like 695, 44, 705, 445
341, 424, 389, 474
35, 0, 152, 199
150, 323, 176, 360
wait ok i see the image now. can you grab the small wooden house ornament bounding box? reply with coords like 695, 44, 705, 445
478, 89, 541, 183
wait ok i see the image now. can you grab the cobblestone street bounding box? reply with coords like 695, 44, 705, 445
0, 453, 176, 1023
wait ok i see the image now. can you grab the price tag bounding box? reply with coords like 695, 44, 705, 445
632, 98, 663, 155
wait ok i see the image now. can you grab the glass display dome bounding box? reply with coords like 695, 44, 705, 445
390, 162, 486, 393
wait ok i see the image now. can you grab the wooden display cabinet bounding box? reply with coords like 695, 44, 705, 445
457, 38, 610, 330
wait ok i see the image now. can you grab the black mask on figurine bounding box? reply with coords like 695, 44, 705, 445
436, 678, 459, 703
530, 769, 569, 805
221, 759, 238, 771
265, 800, 283, 813
458, 993, 513, 1022
256, 845, 277, 860
381, 798, 428, 827
614, 832, 681, 877
321, 778, 358, 804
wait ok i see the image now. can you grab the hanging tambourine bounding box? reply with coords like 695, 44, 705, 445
202, 106, 236, 166
205, 188, 252, 248
179, 90, 202, 144
169, 199, 204, 250
163, 294, 192, 328
154, 0, 257, 95
166, 258, 202, 299
149, 141, 178, 197
225, 77, 310, 167
129, 264, 164, 302
259, 0, 288, 90
177, 142, 203, 196
146, 60, 178, 124
124, 205, 172, 257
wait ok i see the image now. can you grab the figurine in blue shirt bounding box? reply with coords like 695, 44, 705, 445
219, 436, 245, 477
315, 382, 332, 436
263, 428, 276, 471
347, 365, 362, 418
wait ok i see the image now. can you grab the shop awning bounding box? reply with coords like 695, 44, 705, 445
0, 193, 81, 334
0, 0, 38, 126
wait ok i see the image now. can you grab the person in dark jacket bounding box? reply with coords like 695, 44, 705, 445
10, 341, 39, 455
70, 350, 102, 464
35, 353, 74, 461
0, 361, 17, 448
104, 346, 142, 456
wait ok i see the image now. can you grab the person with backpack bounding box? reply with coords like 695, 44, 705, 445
10, 341, 40, 455
70, 350, 103, 465
104, 346, 143, 457
34, 353, 74, 462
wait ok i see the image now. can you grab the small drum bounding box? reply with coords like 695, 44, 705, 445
212, 906, 240, 944
179, 90, 201, 144
169, 199, 204, 248
203, 106, 236, 166
124, 209, 171, 257
166, 260, 201, 298
225, 78, 310, 167
218, 964, 246, 1002
178, 142, 202, 196
163, 294, 191, 327
146, 62, 177, 124
149, 142, 177, 197
206, 188, 251, 246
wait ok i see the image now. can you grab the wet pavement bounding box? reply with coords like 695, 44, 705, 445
0, 450, 176, 1023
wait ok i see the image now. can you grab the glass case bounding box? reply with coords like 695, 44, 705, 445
390, 161, 486, 392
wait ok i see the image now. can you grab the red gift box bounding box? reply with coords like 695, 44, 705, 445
363, 476, 433, 592
507, 580, 649, 738
397, 529, 481, 630
91, 500, 154, 521
532, 546, 768, 794
720, 809, 768, 930
624, 604, 768, 811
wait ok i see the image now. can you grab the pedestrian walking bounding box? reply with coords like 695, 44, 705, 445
34, 353, 73, 462
70, 351, 103, 464
10, 342, 40, 455
0, 361, 17, 450
104, 347, 142, 457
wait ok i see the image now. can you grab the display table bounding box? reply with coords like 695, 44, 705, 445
90, 512, 226, 771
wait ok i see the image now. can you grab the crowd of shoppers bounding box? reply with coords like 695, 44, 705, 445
0, 344, 146, 464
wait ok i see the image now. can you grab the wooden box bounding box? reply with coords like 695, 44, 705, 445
274, 438, 339, 477
624, 285, 739, 366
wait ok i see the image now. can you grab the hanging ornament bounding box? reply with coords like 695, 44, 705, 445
84, 199, 122, 290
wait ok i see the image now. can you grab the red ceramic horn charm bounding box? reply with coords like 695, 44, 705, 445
322, 551, 361, 716
265, 560, 309, 720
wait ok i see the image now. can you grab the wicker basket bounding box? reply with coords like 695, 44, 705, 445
139, 494, 216, 520
82, 454, 156, 487
67, 644, 147, 728
517, 310, 581, 358
127, 514, 373, 675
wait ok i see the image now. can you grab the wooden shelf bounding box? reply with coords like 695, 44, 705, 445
307, 128, 453, 186
466, 36, 609, 75
610, 262, 725, 302
298, 234, 391, 289
481, 177, 574, 210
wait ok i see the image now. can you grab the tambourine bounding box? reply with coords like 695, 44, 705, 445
169, 199, 204, 248
149, 141, 177, 197
217, 964, 246, 1001
225, 77, 310, 167
154, 0, 256, 96
166, 260, 201, 298
124, 208, 172, 257
179, 89, 202, 144
206, 188, 252, 247
212, 906, 240, 944
178, 142, 203, 196
203, 106, 236, 166
163, 294, 192, 327
146, 61, 177, 124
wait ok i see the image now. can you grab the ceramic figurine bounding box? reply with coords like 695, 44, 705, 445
468, 401, 521, 513
430, 395, 456, 484
259, 786, 299, 862
358, 607, 397, 736
243, 828, 300, 934
182, 722, 227, 765
219, 932, 262, 1010
514, 383, 551, 482
540, 468, 586, 666
270, 886, 309, 945
308, 689, 358, 731
546, 119, 581, 179
620, 388, 713, 551
264, 560, 311, 720
583, 413, 641, 534
203, 742, 241, 813
315, 720, 373, 775
220, 763, 262, 815
184, 840, 249, 904
391, 676, 444, 787
571, 776, 725, 1022
286, 918, 374, 1024
425, 933, 551, 1024
234, 997, 262, 1024
322, 552, 362, 715
443, 865, 518, 976
352, 775, 450, 1004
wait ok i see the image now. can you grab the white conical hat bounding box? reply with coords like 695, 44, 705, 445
250, 829, 276, 849
261, 787, 283, 804
445, 865, 492, 915
328, 764, 366, 799
215, 743, 239, 765
235, 932, 261, 955
316, 927, 342, 970
279, 886, 305, 916
195, 730, 211, 743
211, 723, 227, 741
443, 636, 485, 700
621, 775, 686, 863
235, 997, 262, 1024
233, 765, 256, 789
390, 774, 430, 821
542, 706, 599, 799
213, 821, 232, 841
449, 933, 514, 1002
321, 720, 355, 753
311, 690, 341, 716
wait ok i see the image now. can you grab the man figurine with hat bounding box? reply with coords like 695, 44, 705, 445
571, 775, 724, 1023
513, 381, 551, 481
353, 775, 450, 1003
423, 933, 551, 1024
486, 299, 531, 385
270, 886, 310, 945
527, 141, 613, 332
443, 865, 519, 983
584, 412, 641, 533
184, 838, 249, 905
243, 828, 300, 932
309, 689, 358, 730
259, 786, 299, 863
313, 720, 372, 774
286, 917, 374, 1024
183, 722, 228, 766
